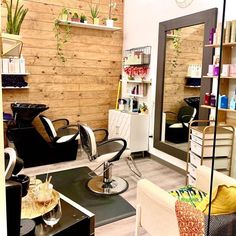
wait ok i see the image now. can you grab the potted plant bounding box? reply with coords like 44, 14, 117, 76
106, 0, 117, 27
54, 8, 72, 62
60, 8, 71, 21
80, 13, 87, 23
71, 12, 80, 22
139, 103, 148, 114
90, 4, 99, 25
3, 0, 28, 35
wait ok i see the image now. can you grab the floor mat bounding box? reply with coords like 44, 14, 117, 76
37, 166, 136, 227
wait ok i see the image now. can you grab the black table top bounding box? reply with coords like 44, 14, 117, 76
21, 195, 94, 236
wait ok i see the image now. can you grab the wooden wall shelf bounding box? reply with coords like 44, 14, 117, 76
57, 20, 121, 31
203, 75, 236, 79
2, 86, 29, 89
205, 42, 236, 48
201, 105, 236, 113
2, 73, 30, 76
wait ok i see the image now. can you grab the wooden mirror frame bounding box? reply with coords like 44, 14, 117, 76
154, 8, 218, 162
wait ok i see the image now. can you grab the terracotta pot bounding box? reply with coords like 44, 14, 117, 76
71, 18, 80, 22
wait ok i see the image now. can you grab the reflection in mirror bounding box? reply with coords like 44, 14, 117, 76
154, 8, 218, 161
163, 25, 204, 152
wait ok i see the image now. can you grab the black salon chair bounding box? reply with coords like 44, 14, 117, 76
80, 123, 135, 195
39, 115, 80, 143
165, 106, 196, 143
8, 127, 79, 168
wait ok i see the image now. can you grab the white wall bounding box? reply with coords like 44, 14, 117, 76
123, 0, 236, 169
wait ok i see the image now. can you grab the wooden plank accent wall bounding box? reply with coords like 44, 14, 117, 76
163, 25, 204, 114
2, 0, 123, 135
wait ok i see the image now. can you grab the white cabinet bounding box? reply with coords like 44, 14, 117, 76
108, 109, 149, 152
186, 121, 234, 185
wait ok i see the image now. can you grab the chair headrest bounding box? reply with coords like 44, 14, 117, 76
39, 115, 57, 139
79, 124, 97, 161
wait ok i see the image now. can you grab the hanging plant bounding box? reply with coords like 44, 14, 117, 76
171, 29, 182, 69
3, 0, 28, 35
53, 8, 72, 63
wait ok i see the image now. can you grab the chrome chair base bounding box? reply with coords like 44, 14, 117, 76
87, 176, 128, 195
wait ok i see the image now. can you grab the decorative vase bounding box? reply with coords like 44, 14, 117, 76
93, 18, 99, 25
106, 19, 114, 27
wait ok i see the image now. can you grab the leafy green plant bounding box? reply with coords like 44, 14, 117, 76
108, 0, 117, 21
90, 4, 99, 19
139, 102, 148, 113
80, 13, 87, 23
54, 8, 72, 63
3, 0, 28, 35
72, 12, 79, 19
171, 29, 182, 69
59, 8, 72, 21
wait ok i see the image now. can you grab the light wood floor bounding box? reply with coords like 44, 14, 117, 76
22, 152, 185, 236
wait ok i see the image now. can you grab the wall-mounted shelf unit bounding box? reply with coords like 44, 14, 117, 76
2, 86, 29, 89
128, 94, 145, 98
203, 75, 236, 79
201, 105, 236, 113
126, 80, 152, 84
184, 76, 201, 88
122, 46, 152, 101
57, 20, 121, 31
201, 41, 236, 123
185, 85, 201, 88
2, 73, 29, 89
2, 73, 30, 76
123, 46, 151, 66
205, 42, 236, 48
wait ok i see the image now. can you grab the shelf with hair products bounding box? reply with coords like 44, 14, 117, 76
201, 22, 236, 124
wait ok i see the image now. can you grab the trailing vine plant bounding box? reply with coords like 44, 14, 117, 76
171, 28, 182, 69
53, 8, 72, 63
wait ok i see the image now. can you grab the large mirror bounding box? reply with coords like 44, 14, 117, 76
154, 8, 218, 161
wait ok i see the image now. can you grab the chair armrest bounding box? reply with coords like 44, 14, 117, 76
165, 111, 177, 118
196, 165, 236, 193
59, 124, 79, 130
52, 118, 70, 127
165, 111, 177, 115
136, 179, 179, 235
93, 128, 109, 143
97, 138, 127, 162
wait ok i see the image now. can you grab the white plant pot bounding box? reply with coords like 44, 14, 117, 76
106, 19, 114, 27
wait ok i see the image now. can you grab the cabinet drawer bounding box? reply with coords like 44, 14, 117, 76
187, 174, 196, 186
191, 134, 232, 146
190, 141, 231, 157
188, 163, 197, 178
189, 151, 229, 169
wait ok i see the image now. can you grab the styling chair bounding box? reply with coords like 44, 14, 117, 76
165, 106, 196, 143
80, 123, 141, 195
